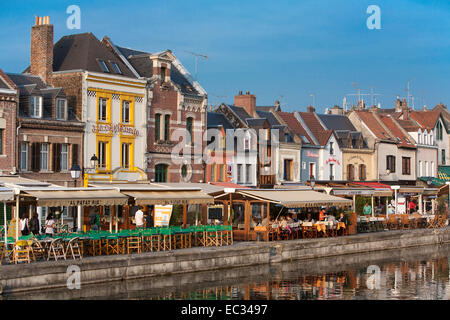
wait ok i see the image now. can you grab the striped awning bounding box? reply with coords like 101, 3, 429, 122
23, 189, 129, 206
121, 190, 214, 205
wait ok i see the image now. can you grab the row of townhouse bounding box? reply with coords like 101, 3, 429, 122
207, 92, 450, 187
0, 16, 207, 187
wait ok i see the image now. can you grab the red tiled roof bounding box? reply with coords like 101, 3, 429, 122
379, 115, 416, 148
298, 112, 333, 146
395, 118, 421, 132
276, 111, 316, 145
409, 110, 441, 130
355, 111, 393, 141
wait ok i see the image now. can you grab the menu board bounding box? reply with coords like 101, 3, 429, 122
154, 205, 173, 227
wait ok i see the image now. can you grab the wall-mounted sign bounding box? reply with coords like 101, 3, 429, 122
92, 123, 140, 136
325, 158, 341, 166
305, 151, 319, 158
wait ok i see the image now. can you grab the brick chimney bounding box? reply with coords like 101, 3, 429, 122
30, 16, 53, 85
234, 91, 256, 117
400, 98, 409, 120
306, 105, 315, 113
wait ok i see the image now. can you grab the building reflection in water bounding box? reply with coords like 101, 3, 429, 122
149, 255, 449, 300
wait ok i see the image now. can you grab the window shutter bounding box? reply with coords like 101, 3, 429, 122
31, 142, 40, 172
53, 143, 61, 172
72, 144, 79, 166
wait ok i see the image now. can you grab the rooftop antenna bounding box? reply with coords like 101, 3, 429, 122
184, 50, 208, 80
211, 94, 227, 110
369, 86, 381, 107
346, 82, 370, 108
343, 96, 347, 112
310, 93, 315, 109
406, 79, 415, 109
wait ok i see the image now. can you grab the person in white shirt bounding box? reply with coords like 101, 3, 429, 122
45, 214, 56, 237
20, 214, 30, 236
135, 206, 145, 229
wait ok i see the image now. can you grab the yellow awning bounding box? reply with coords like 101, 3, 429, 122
121, 190, 214, 205
23, 189, 129, 206
237, 189, 353, 208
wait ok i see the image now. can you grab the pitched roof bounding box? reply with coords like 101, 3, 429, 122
207, 112, 233, 130
378, 115, 415, 148
52, 33, 136, 77
276, 111, 316, 145
395, 118, 421, 132
317, 114, 356, 131
229, 105, 252, 123
114, 45, 201, 96
256, 110, 281, 126
409, 110, 441, 130
6, 73, 48, 89
298, 112, 333, 146
354, 111, 393, 141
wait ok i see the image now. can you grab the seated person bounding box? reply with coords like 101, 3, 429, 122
338, 213, 348, 225
326, 214, 336, 225
319, 207, 328, 221
279, 216, 288, 229
305, 213, 315, 224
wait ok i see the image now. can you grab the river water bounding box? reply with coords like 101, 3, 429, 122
3, 243, 450, 300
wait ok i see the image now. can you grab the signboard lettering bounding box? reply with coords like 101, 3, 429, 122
92, 123, 140, 136
154, 205, 173, 227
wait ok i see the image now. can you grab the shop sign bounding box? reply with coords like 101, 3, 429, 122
305, 151, 319, 158
154, 205, 173, 227
333, 189, 373, 196
92, 123, 140, 136
68, 199, 101, 206
325, 158, 341, 166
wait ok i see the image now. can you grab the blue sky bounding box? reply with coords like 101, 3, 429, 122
1, 0, 449, 113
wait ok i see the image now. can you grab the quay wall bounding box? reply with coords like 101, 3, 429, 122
1, 227, 449, 295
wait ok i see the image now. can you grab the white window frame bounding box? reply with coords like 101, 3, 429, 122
425, 161, 429, 176
431, 161, 435, 177
40, 143, 49, 171
418, 160, 422, 177
122, 100, 130, 124
61, 144, 69, 171
98, 98, 107, 122
31, 96, 42, 118
20, 143, 28, 171
121, 143, 130, 169
309, 162, 316, 179
56, 98, 67, 120
98, 142, 107, 169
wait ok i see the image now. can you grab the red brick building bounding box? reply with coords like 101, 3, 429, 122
7, 17, 84, 186
0, 69, 18, 174
104, 39, 208, 183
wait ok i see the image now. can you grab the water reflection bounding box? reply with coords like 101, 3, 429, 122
148, 245, 450, 300
3, 244, 450, 300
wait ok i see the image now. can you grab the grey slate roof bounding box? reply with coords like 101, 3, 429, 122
246, 118, 268, 128
207, 112, 233, 130
52, 33, 136, 77
256, 110, 281, 126
229, 105, 252, 122
115, 45, 200, 96
0, 78, 9, 90
317, 114, 356, 131
6, 73, 48, 89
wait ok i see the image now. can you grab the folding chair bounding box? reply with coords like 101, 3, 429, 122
30, 237, 46, 261
65, 237, 82, 260
205, 225, 219, 247
127, 230, 142, 254
159, 228, 172, 251
13, 240, 32, 264
47, 238, 66, 261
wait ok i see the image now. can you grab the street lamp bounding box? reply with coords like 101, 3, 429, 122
70, 163, 81, 187
90, 154, 99, 169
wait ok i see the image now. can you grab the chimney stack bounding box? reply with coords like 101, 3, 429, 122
234, 91, 256, 117
306, 105, 315, 113
30, 15, 53, 85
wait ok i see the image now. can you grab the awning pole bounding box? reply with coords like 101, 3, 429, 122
15, 195, 19, 241
109, 206, 112, 233
371, 196, 374, 217
115, 205, 118, 233
4, 201, 7, 246
77, 205, 82, 232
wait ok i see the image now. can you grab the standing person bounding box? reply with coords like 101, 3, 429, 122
29, 212, 40, 236
146, 206, 154, 229
135, 206, 145, 229
363, 203, 372, 216
409, 200, 416, 214
89, 209, 100, 231
44, 214, 56, 237
20, 213, 30, 236
319, 207, 327, 221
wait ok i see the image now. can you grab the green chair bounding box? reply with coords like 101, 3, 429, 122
159, 228, 172, 251
205, 225, 219, 247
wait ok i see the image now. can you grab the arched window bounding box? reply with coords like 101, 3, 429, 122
424, 132, 428, 145
155, 164, 169, 182
347, 164, 354, 181
359, 164, 367, 181
186, 117, 193, 144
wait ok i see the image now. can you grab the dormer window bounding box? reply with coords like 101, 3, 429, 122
111, 61, 121, 74
30, 96, 42, 118
56, 98, 67, 120
98, 59, 110, 73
